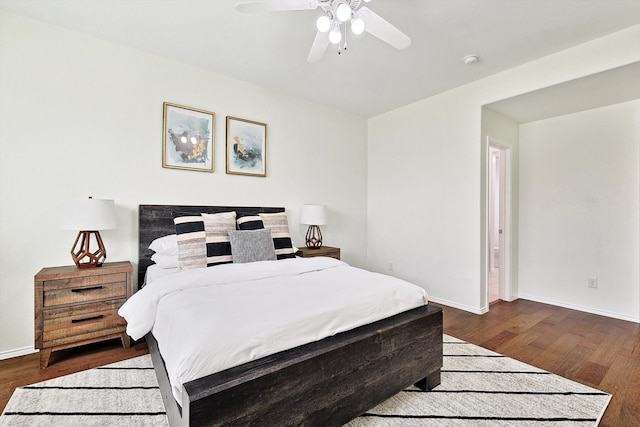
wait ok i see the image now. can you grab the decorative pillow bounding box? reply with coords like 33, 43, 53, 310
259, 212, 297, 259
148, 234, 178, 256
151, 253, 179, 269
228, 228, 277, 264
201, 212, 237, 267
172, 212, 207, 270
236, 213, 264, 230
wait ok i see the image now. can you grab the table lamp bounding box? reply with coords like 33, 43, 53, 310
300, 204, 327, 248
60, 197, 117, 268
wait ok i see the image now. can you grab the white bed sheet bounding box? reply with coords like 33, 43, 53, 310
143, 263, 179, 286
119, 257, 428, 403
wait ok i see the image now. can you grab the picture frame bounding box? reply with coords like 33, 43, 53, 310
226, 116, 267, 177
162, 102, 215, 172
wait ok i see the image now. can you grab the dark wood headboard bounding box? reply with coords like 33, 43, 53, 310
138, 204, 285, 287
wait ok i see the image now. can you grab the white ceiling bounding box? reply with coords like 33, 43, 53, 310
1, 0, 639, 118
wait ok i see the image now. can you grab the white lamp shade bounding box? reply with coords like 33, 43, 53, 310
351, 17, 365, 35
300, 204, 328, 226
316, 15, 331, 33
60, 197, 117, 231
329, 28, 342, 44
336, 2, 352, 22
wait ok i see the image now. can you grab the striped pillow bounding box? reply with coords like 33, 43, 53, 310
201, 212, 237, 267
172, 212, 207, 270
236, 213, 264, 230
259, 212, 297, 259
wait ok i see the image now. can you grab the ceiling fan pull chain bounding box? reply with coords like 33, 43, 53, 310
343, 21, 348, 51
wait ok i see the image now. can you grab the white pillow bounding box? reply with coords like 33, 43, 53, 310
149, 234, 179, 256
151, 253, 179, 269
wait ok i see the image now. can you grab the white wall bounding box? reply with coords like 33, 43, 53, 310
367, 93, 484, 312
368, 25, 640, 315
0, 11, 368, 357
518, 101, 640, 321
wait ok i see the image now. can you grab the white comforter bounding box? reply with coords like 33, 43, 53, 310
118, 257, 427, 403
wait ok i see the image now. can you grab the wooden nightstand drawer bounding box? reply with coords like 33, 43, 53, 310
44, 279, 127, 307
43, 272, 127, 291
43, 299, 127, 346
296, 246, 341, 260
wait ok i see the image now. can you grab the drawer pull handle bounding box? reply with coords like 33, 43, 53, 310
71, 314, 105, 324
71, 286, 104, 293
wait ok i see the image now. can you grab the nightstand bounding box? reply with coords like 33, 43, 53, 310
34, 261, 133, 368
296, 246, 340, 260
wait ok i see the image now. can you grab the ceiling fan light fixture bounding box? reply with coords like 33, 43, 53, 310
316, 15, 331, 32
236, 0, 411, 61
351, 17, 365, 34
336, 2, 352, 22
329, 27, 342, 44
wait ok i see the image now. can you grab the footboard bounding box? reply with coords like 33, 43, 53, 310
149, 304, 443, 427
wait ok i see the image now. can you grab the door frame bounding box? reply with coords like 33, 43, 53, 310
486, 137, 514, 304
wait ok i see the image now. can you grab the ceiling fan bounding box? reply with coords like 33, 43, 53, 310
236, 0, 411, 62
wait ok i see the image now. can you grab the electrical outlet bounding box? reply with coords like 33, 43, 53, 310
389, 262, 394, 271
588, 277, 598, 288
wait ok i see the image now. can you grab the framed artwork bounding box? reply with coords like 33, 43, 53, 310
226, 116, 267, 177
162, 102, 215, 172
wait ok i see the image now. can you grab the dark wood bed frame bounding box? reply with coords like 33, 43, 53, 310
138, 204, 443, 427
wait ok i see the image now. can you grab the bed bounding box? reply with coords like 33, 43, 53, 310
130, 204, 443, 427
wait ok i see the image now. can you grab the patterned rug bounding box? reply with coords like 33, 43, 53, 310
1, 335, 611, 426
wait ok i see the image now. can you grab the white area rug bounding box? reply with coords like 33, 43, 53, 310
1, 335, 611, 426
346, 335, 611, 426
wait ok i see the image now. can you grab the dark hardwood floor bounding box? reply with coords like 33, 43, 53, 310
1, 299, 638, 426
440, 299, 640, 427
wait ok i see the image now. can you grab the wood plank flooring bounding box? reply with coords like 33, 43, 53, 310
1, 299, 638, 426
440, 299, 640, 427
0, 339, 149, 415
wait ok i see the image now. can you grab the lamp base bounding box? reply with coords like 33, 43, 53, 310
305, 225, 323, 248
71, 230, 107, 268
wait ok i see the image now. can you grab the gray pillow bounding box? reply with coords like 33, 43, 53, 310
228, 228, 277, 263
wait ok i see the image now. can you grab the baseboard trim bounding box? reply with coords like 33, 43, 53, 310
0, 346, 36, 361
519, 294, 640, 324
428, 296, 487, 315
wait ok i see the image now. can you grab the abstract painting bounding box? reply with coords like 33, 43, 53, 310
162, 102, 215, 172
226, 116, 267, 177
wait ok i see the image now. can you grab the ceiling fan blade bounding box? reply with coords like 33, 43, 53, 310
236, 0, 318, 13
358, 6, 411, 50
307, 30, 330, 62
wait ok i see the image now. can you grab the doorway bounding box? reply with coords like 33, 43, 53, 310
487, 140, 512, 304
